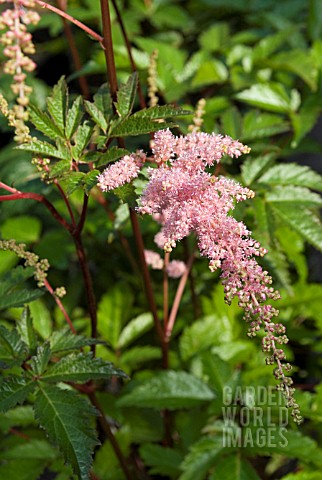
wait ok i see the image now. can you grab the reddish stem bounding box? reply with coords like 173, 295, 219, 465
43, 279, 76, 333
110, 0, 146, 109
99, 0, 118, 103
73, 233, 97, 349
34, 0, 104, 43
98, 0, 165, 357
54, 180, 76, 227
165, 254, 195, 341
88, 392, 134, 480
75, 193, 88, 235
0, 191, 72, 232
56, 0, 90, 98
129, 209, 165, 347
163, 251, 170, 331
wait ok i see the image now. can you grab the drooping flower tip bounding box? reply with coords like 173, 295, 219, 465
97, 151, 146, 192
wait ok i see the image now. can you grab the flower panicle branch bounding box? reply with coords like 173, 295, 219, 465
0, 239, 76, 332
0, 238, 65, 295
97, 129, 302, 423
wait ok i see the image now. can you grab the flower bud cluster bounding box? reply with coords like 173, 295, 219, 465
0, 0, 40, 113
0, 238, 49, 287
0, 91, 31, 142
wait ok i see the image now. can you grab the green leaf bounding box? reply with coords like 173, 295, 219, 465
97, 286, 133, 350
180, 315, 234, 362
16, 139, 69, 160
48, 160, 71, 179
65, 96, 84, 140
120, 346, 161, 370
0, 325, 28, 368
309, 0, 322, 41
34, 384, 98, 480
47, 76, 68, 134
1, 215, 41, 243
0, 405, 35, 433
258, 164, 322, 191
118, 312, 153, 349
199, 23, 230, 52
115, 72, 138, 117
109, 116, 176, 137
50, 328, 100, 353
179, 437, 225, 480
62, 171, 86, 196
41, 352, 125, 383
0, 376, 36, 412
0, 266, 43, 310
291, 94, 322, 147
0, 287, 43, 311
269, 49, 319, 91
131, 104, 190, 120
2, 439, 57, 461
17, 307, 37, 354
283, 473, 322, 480
0, 459, 46, 480
235, 83, 300, 113
90, 146, 129, 167
220, 107, 242, 138
117, 370, 215, 410
269, 204, 322, 252
84, 100, 108, 132
140, 444, 183, 477
30, 343, 51, 375
94, 82, 113, 119
241, 152, 277, 186
71, 122, 93, 160
209, 454, 260, 480
29, 299, 53, 339
266, 185, 322, 208
191, 59, 228, 87
29, 103, 64, 140
248, 430, 322, 467
241, 111, 290, 141
83, 170, 100, 195
251, 28, 295, 62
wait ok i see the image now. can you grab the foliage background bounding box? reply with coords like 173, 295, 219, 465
1, 0, 322, 479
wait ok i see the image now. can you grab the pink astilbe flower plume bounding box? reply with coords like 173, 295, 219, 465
137, 129, 302, 423
97, 151, 146, 192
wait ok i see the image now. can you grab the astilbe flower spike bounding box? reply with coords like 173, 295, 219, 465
97, 129, 302, 423
0, 0, 40, 139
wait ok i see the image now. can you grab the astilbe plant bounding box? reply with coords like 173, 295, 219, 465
98, 128, 302, 424
0, 0, 311, 479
